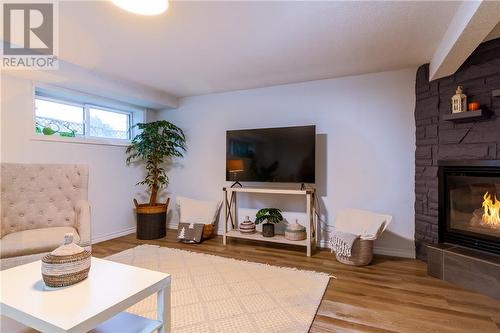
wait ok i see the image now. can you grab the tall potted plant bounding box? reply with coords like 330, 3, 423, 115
255, 208, 283, 237
126, 120, 186, 240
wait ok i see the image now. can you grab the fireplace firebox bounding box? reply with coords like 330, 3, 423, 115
438, 160, 500, 255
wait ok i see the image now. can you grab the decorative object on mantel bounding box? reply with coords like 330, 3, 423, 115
255, 208, 283, 237
285, 219, 307, 241
451, 86, 467, 113
468, 101, 480, 111
41, 233, 91, 288
239, 216, 256, 234
126, 120, 186, 240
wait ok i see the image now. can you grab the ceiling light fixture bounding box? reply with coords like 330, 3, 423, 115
112, 0, 168, 16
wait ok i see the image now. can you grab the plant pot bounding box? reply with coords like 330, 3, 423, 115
262, 223, 275, 237
134, 199, 169, 240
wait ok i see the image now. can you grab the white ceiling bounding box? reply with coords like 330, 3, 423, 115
57, 1, 462, 97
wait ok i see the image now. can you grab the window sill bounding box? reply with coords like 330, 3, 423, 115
31, 134, 131, 147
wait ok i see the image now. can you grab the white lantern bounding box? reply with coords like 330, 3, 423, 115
451, 86, 467, 113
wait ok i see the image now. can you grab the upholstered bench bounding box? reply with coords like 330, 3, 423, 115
0, 164, 91, 270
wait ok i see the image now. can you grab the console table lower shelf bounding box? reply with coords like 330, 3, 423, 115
225, 230, 308, 247
222, 186, 317, 256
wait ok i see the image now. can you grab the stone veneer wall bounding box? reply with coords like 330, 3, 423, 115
415, 38, 500, 260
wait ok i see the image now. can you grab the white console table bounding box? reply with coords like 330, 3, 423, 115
222, 186, 317, 256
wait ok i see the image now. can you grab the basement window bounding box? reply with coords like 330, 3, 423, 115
34, 87, 144, 145
87, 106, 131, 140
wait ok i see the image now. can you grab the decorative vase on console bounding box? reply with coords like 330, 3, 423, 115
285, 219, 306, 241
239, 216, 256, 234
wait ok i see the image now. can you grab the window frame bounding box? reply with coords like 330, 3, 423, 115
32, 84, 145, 147
85, 104, 133, 141
34, 94, 87, 137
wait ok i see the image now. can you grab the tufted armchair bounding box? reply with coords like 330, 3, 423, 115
0, 163, 91, 269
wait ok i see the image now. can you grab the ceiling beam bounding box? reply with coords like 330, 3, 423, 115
429, 0, 500, 81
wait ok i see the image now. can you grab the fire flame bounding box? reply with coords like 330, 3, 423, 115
482, 192, 500, 227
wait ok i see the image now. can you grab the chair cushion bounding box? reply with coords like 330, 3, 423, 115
0, 227, 80, 259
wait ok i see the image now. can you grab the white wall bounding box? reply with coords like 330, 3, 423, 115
1, 74, 146, 243
158, 68, 417, 258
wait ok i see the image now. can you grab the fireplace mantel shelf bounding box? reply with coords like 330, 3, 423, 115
442, 109, 487, 122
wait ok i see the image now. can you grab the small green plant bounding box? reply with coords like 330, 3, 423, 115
255, 208, 283, 225
42, 126, 57, 135
59, 130, 76, 137
126, 120, 186, 205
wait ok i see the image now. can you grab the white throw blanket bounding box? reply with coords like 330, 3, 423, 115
329, 230, 359, 257
334, 208, 391, 240
328, 208, 392, 257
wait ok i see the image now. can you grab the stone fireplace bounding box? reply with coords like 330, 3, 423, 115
414, 37, 500, 261
415, 39, 500, 299
438, 160, 500, 255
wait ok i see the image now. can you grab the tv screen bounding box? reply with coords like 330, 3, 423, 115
226, 125, 315, 184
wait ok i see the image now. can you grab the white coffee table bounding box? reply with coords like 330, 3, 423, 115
0, 257, 171, 333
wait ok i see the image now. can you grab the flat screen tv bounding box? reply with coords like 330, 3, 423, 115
226, 125, 315, 184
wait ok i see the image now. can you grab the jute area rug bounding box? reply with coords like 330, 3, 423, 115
106, 245, 329, 333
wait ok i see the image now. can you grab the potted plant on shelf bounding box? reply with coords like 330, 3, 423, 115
126, 120, 186, 240
255, 208, 283, 237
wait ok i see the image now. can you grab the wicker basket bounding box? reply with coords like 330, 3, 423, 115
335, 239, 374, 266
202, 224, 215, 240
41, 234, 91, 288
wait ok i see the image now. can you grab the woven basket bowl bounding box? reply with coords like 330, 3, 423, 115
335, 239, 374, 266
285, 230, 306, 241
42, 250, 91, 288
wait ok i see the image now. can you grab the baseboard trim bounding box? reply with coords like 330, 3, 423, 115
92, 227, 136, 244
372, 245, 415, 259
95, 226, 416, 259
317, 240, 415, 259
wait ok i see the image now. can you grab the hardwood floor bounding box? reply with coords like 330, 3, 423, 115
92, 232, 500, 333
